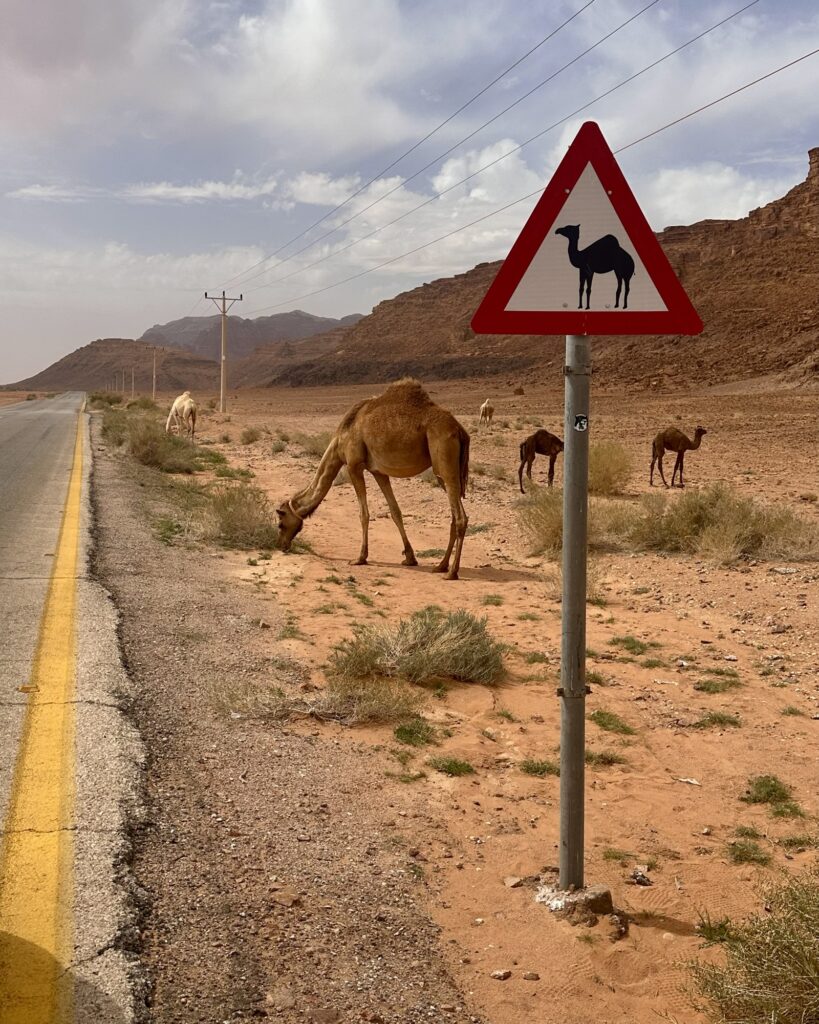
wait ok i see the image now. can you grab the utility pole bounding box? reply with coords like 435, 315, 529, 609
152, 348, 158, 402
205, 290, 242, 413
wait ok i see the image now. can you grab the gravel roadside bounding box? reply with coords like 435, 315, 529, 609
90, 424, 481, 1024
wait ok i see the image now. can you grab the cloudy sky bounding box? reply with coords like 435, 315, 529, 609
1, 0, 817, 381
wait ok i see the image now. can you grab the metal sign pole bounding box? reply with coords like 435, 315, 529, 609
559, 333, 591, 891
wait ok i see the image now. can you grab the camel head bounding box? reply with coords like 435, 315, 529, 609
276, 500, 304, 551
694, 425, 707, 438
555, 224, 580, 242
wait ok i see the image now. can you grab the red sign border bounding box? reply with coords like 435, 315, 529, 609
471, 121, 703, 336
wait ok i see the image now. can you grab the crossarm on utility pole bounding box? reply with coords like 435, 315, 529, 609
205, 290, 243, 413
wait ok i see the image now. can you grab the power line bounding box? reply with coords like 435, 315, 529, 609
242, 44, 819, 317
217, 0, 597, 290
225, 0, 661, 292
245, 0, 760, 296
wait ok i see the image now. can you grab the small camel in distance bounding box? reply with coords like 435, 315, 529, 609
555, 224, 635, 310
518, 429, 564, 493
276, 379, 470, 580
165, 391, 197, 440
479, 399, 494, 428
650, 425, 707, 488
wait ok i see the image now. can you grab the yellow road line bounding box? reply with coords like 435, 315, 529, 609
0, 412, 84, 1024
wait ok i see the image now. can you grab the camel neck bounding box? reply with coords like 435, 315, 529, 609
293, 444, 344, 517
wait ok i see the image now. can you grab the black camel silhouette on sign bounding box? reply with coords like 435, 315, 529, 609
555, 224, 635, 310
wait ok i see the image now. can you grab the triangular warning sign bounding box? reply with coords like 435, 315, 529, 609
471, 121, 703, 336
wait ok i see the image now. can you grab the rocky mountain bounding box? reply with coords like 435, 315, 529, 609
258, 147, 819, 391
4, 339, 219, 393
139, 310, 363, 362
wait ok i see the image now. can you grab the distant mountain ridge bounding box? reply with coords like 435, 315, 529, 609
139, 309, 363, 362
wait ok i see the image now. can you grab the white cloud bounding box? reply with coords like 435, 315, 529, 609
123, 175, 281, 203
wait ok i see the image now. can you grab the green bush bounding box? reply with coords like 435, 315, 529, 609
208, 484, 279, 549
588, 709, 635, 735
128, 417, 200, 473
127, 396, 158, 411
328, 606, 505, 686
520, 759, 559, 777
689, 866, 819, 1022
428, 756, 474, 777
240, 426, 261, 445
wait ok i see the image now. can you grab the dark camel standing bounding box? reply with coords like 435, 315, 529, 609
276, 379, 470, 580
518, 429, 564, 493
555, 224, 635, 310
650, 426, 707, 488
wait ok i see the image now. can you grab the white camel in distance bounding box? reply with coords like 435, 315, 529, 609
165, 391, 198, 440
479, 399, 494, 428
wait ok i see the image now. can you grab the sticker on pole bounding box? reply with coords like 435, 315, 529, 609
574, 415, 588, 432
471, 121, 702, 336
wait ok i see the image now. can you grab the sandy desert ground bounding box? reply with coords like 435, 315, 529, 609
137, 380, 818, 1023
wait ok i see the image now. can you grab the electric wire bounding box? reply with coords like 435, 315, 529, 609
217, 0, 597, 289
241, 44, 819, 317
223, 0, 661, 291
243, 0, 760, 296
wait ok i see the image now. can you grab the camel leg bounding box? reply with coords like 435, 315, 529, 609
429, 436, 468, 580
615, 274, 622, 309
650, 452, 655, 485
371, 471, 418, 567
548, 454, 556, 487
585, 273, 593, 310
518, 459, 526, 494
346, 464, 370, 565
623, 275, 631, 310
657, 453, 669, 488
671, 453, 683, 487
677, 453, 685, 488
577, 273, 584, 310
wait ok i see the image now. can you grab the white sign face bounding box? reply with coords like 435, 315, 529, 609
505, 164, 667, 315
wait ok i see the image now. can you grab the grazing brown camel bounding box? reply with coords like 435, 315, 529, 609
276, 379, 470, 579
650, 425, 707, 488
518, 429, 564, 493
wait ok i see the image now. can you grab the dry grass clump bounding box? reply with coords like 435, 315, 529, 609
293, 431, 332, 458
328, 606, 505, 686
207, 483, 279, 549
634, 484, 819, 563
518, 482, 817, 564
101, 407, 128, 445
128, 417, 200, 473
127, 396, 158, 411
588, 441, 632, 496
689, 866, 819, 1023
90, 391, 123, 407
240, 426, 261, 444
544, 557, 608, 605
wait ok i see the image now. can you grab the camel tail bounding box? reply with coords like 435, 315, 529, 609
459, 430, 470, 498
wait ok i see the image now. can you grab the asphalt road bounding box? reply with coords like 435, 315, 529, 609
0, 394, 142, 1023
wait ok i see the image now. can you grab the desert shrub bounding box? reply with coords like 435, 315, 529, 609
741, 774, 804, 818
206, 398, 217, 410
328, 606, 505, 686
693, 711, 741, 729
632, 484, 818, 563
428, 756, 474, 777
26, 393, 37, 401
728, 839, 771, 866
588, 441, 632, 496
208, 484, 279, 549
518, 486, 564, 557
521, 759, 559, 777
293, 431, 332, 458
609, 635, 653, 656
89, 391, 122, 406
127, 396, 158, 411
394, 717, 435, 747
240, 426, 261, 445
214, 465, 254, 481
318, 676, 424, 724
544, 557, 608, 605
271, 438, 287, 454
689, 866, 819, 1022
101, 408, 128, 446
127, 417, 200, 473
588, 709, 635, 735
585, 749, 627, 767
